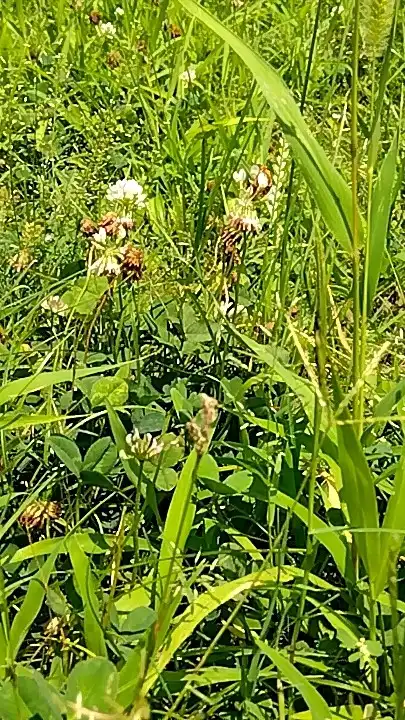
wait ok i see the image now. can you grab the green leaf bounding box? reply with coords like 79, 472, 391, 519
16, 668, 65, 720
121, 607, 157, 634
49, 435, 82, 477
65, 659, 118, 714
61, 276, 109, 316
46, 585, 68, 616
197, 453, 219, 481
0, 681, 30, 720
90, 377, 128, 408
225, 470, 253, 492
0, 413, 63, 431
367, 132, 398, 312
117, 647, 144, 709
178, 0, 361, 253
254, 638, 331, 720
67, 536, 106, 657
82, 438, 117, 474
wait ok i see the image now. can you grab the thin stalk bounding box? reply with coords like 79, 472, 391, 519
351, 0, 362, 428
368, 589, 378, 693
132, 460, 145, 583
359, 60, 376, 435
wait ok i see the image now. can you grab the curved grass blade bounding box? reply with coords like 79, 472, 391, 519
67, 536, 106, 657
142, 567, 334, 693
254, 637, 331, 720
367, 132, 398, 312
177, 0, 362, 253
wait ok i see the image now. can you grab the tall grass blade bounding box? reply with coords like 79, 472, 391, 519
254, 637, 331, 720
8, 552, 58, 661
367, 132, 398, 312
177, 0, 362, 253
374, 449, 405, 597
67, 536, 106, 657
143, 567, 333, 693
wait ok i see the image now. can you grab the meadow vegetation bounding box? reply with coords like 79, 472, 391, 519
0, 0, 404, 717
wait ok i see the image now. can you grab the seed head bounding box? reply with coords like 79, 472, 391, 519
9, 248, 34, 272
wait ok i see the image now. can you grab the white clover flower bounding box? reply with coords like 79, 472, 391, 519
89, 245, 124, 276
179, 67, 196, 84
99, 21, 116, 36
250, 164, 260, 180
41, 295, 69, 316
233, 168, 247, 184
122, 428, 164, 461
116, 224, 127, 241
257, 170, 270, 188
106, 178, 146, 205
115, 6, 124, 15
92, 226, 107, 246
123, 179, 146, 204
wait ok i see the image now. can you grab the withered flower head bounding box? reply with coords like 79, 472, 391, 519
80, 217, 97, 235
89, 9, 102, 24
20, 500, 61, 530
106, 50, 122, 69
98, 211, 119, 236
9, 248, 34, 272
250, 163, 272, 198
121, 244, 144, 281
169, 23, 182, 38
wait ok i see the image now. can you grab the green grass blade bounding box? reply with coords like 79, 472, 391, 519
254, 637, 331, 720
334, 398, 380, 589
0, 361, 135, 407
143, 567, 334, 693
67, 536, 106, 657
177, 0, 361, 253
367, 132, 398, 312
374, 449, 405, 597
8, 551, 58, 662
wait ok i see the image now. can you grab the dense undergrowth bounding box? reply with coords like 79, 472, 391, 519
0, 0, 404, 718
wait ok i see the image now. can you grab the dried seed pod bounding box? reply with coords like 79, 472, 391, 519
121, 244, 144, 281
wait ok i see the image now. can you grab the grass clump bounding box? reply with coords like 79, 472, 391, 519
0, 0, 404, 718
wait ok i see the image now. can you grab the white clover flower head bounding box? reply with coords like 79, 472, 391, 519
123, 429, 164, 461
257, 170, 270, 188
89, 245, 124, 276
115, 6, 124, 15
116, 224, 127, 241
107, 178, 146, 206
41, 295, 69, 316
99, 21, 116, 36
92, 226, 107, 246
179, 67, 196, 84
233, 168, 247, 184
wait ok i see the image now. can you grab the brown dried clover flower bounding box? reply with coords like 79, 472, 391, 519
121, 244, 144, 281
20, 500, 61, 531
98, 211, 119, 236
169, 23, 182, 38
80, 217, 97, 235
107, 50, 122, 69
89, 9, 102, 24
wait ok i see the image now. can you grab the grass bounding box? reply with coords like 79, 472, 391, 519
0, 0, 404, 718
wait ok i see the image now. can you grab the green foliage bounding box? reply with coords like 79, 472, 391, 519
0, 0, 404, 717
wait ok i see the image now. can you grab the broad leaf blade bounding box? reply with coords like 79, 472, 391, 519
375, 450, 405, 597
